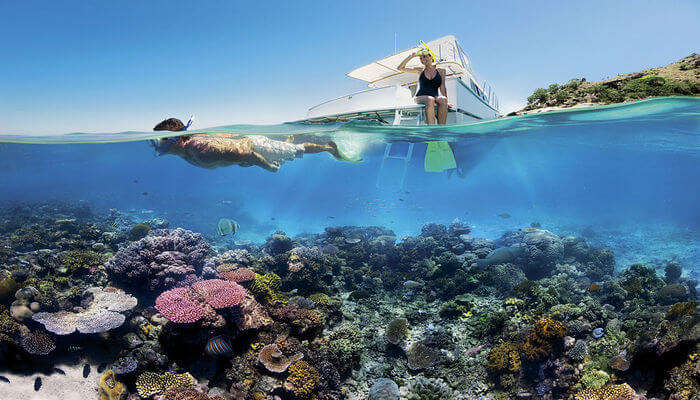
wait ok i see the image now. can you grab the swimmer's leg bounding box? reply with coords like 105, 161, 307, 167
302, 143, 361, 163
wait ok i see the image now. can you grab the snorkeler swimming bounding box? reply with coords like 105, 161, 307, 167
150, 118, 360, 172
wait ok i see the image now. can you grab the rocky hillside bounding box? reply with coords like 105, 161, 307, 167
514, 53, 699, 115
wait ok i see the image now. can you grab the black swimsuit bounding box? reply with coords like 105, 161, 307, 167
416, 69, 442, 97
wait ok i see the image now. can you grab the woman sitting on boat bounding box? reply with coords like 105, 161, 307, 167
397, 49, 450, 124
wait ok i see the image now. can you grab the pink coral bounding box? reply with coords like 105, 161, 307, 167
155, 287, 204, 323
219, 268, 256, 283
192, 279, 246, 309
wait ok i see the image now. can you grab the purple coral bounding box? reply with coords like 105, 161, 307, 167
106, 228, 212, 291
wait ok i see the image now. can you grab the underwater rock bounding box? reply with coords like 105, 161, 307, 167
498, 228, 564, 278
10, 303, 33, 321
664, 261, 682, 283
153, 118, 185, 131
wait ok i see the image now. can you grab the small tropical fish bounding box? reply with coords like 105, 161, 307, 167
588, 284, 601, 292
327, 216, 335, 219
67, 345, 83, 352
133, 179, 138, 184
216, 218, 240, 236
345, 238, 361, 244
110, 221, 118, 229
34, 377, 42, 391
403, 280, 424, 289
97, 363, 108, 373
53, 368, 66, 375
498, 213, 511, 219
205, 336, 233, 357
82, 364, 91, 378
142, 192, 148, 196
0, 376, 9, 383
221, 200, 233, 204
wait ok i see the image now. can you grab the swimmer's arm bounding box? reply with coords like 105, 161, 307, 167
397, 52, 422, 74
250, 152, 280, 172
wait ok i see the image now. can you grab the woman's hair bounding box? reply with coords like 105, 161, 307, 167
417, 50, 435, 62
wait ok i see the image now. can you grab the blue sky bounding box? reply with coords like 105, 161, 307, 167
1, 0, 698, 134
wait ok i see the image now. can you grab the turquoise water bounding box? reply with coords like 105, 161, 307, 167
0, 96, 699, 398
1, 97, 698, 273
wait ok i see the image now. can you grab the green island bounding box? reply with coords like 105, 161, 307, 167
514, 53, 699, 115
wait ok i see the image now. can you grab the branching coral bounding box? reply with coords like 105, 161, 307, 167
219, 267, 256, 283
61, 250, 106, 273
521, 317, 566, 361
487, 341, 521, 372
284, 360, 320, 399
155, 279, 245, 326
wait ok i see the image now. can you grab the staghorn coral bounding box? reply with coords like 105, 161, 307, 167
385, 318, 409, 345
258, 343, 303, 373
135, 371, 196, 398
284, 360, 320, 399
106, 228, 212, 291
487, 341, 521, 372
573, 383, 635, 400
98, 370, 126, 400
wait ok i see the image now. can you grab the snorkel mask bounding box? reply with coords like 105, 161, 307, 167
418, 41, 439, 63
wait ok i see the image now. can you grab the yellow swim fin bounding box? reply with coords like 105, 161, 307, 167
424, 141, 456, 172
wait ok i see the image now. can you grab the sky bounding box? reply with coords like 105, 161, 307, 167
1, 0, 698, 135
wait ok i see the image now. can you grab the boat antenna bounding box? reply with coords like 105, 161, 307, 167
394, 33, 397, 53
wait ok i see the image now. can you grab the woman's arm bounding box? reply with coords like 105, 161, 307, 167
438, 68, 448, 97
397, 52, 423, 73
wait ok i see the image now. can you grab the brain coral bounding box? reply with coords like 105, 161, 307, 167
368, 378, 400, 400
106, 228, 212, 291
498, 228, 564, 278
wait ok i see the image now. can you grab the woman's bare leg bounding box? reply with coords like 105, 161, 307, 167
436, 96, 448, 124
415, 96, 436, 125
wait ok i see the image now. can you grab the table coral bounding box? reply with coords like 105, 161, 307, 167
154, 279, 245, 325
573, 383, 635, 400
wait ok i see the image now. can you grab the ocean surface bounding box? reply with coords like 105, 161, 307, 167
1, 97, 698, 275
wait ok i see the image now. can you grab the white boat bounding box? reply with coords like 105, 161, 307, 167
299, 35, 500, 125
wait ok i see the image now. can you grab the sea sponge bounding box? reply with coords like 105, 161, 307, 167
284, 360, 319, 399
98, 370, 126, 400
385, 318, 409, 345
487, 341, 521, 372
573, 383, 635, 400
